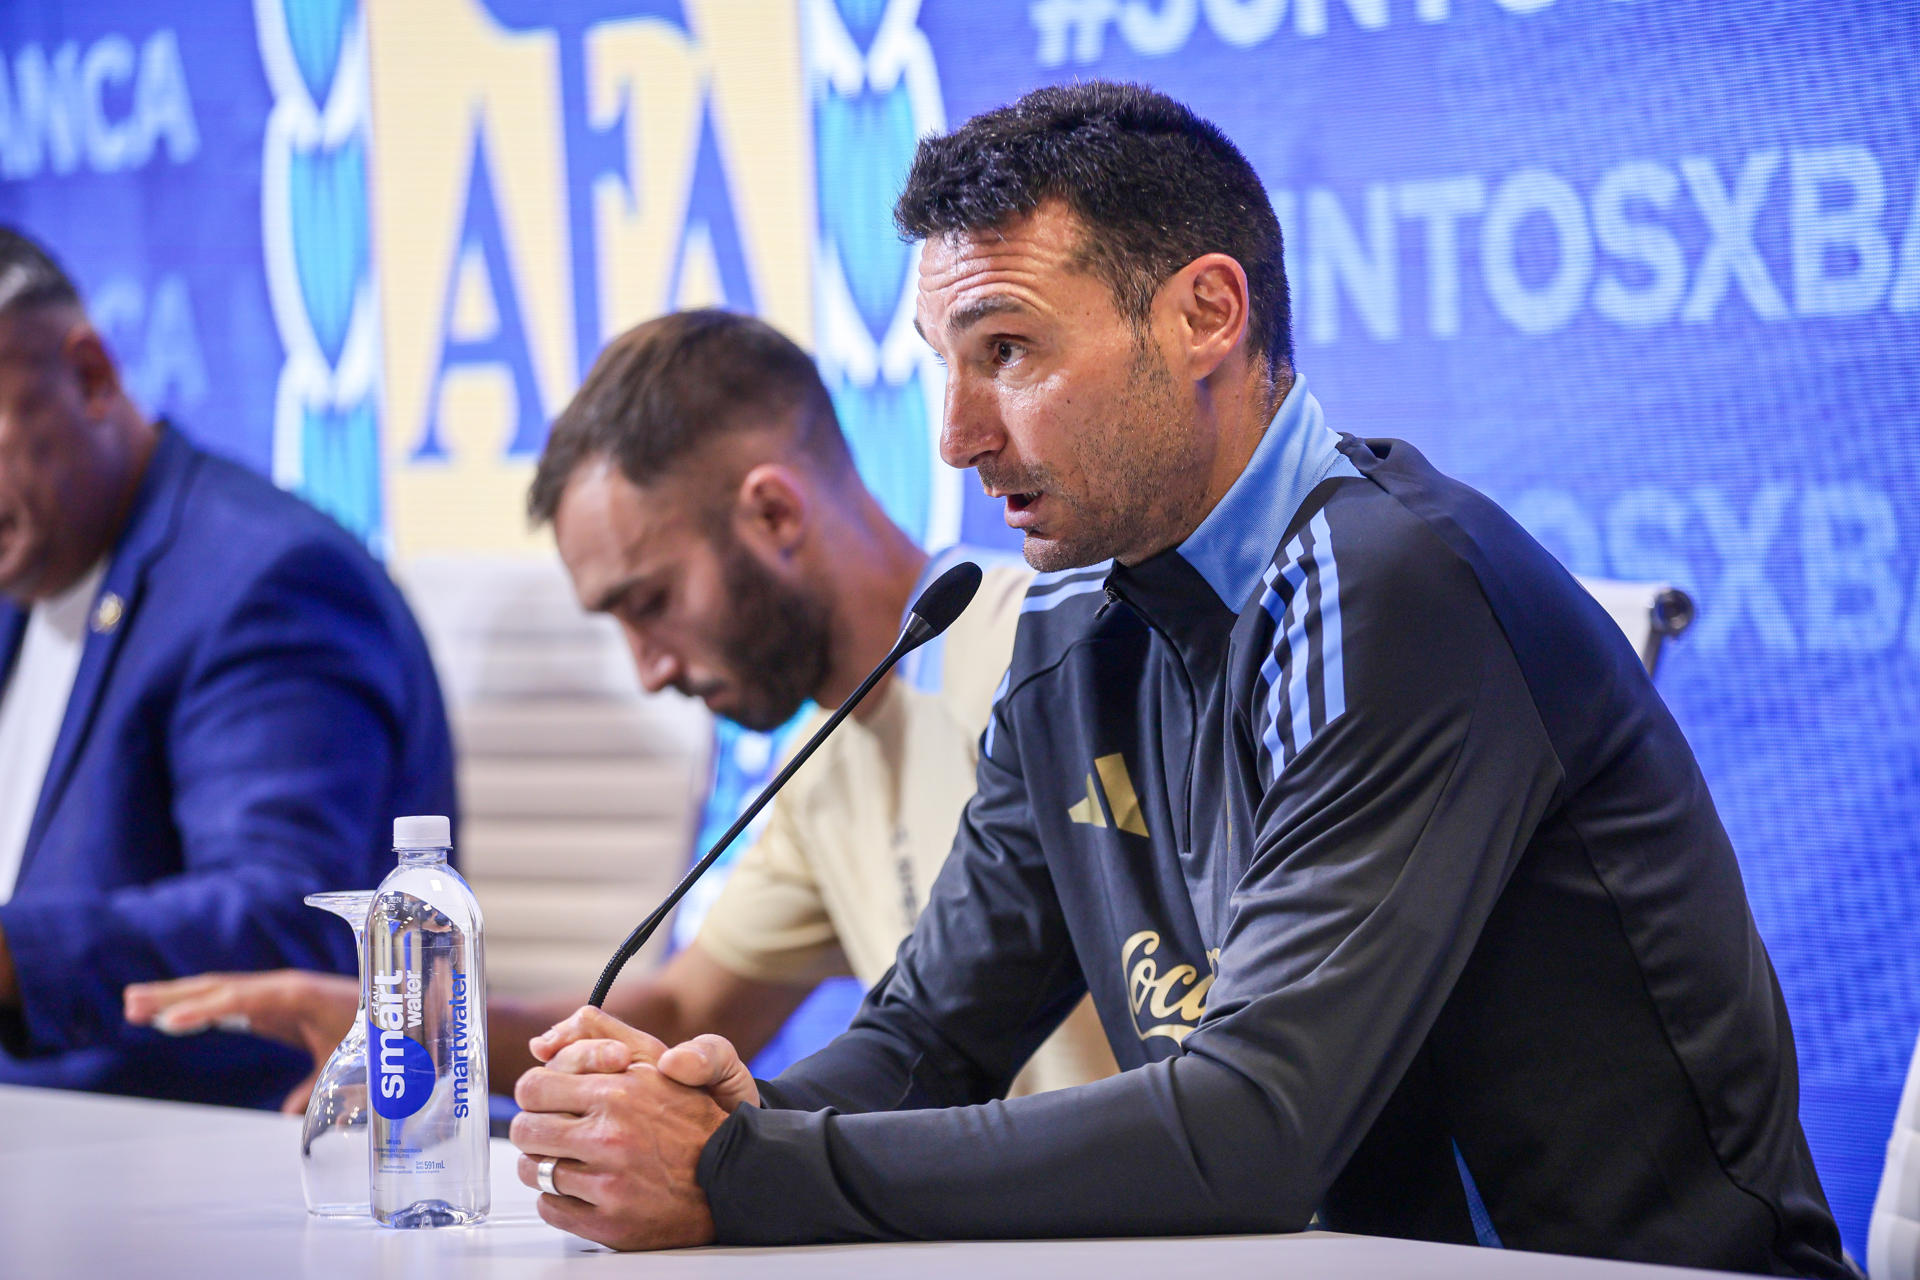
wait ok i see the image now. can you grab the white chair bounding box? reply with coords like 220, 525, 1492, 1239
393, 555, 711, 999
1872, 1032, 1920, 1278
1575, 576, 1696, 675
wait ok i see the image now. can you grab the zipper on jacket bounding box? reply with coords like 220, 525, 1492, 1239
1098, 575, 1203, 854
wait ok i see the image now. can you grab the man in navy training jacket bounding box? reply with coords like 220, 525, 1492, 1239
0, 226, 454, 1107
508, 84, 1849, 1278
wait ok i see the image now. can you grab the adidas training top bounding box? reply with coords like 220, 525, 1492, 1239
696, 377, 1848, 1277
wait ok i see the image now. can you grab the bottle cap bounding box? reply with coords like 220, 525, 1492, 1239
393, 815, 451, 850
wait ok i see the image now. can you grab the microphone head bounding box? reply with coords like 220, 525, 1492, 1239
903, 560, 983, 648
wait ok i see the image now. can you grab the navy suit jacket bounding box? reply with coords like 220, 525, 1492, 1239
0, 426, 456, 1107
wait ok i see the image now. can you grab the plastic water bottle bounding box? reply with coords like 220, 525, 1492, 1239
365, 815, 489, 1227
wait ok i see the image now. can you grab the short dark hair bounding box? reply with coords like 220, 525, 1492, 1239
528, 309, 852, 525
895, 81, 1291, 372
0, 226, 81, 318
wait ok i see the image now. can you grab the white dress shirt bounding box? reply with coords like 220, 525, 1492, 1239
0, 562, 106, 903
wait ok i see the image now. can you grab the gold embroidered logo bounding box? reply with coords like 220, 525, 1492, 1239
1066, 752, 1149, 837
1122, 930, 1218, 1043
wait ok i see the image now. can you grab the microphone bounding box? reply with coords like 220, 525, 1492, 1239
587, 560, 984, 1007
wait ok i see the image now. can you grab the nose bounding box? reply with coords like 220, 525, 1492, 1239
622, 626, 681, 695
938, 371, 1005, 472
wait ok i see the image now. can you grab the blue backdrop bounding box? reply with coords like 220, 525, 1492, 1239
2, 0, 1915, 1261
0, 5, 276, 469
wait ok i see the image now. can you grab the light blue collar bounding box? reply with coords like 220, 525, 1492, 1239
1176, 374, 1358, 612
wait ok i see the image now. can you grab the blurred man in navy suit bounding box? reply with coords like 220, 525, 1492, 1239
0, 226, 455, 1107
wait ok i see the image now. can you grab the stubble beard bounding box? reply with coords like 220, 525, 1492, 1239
712, 536, 834, 732
1016, 340, 1210, 573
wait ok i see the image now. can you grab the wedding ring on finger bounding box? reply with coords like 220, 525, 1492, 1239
536, 1156, 560, 1197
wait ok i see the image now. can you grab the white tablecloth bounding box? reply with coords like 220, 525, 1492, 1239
0, 1084, 1733, 1278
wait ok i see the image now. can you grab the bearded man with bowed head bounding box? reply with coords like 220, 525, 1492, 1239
0, 227, 454, 1106
126, 309, 1114, 1111
508, 85, 1849, 1277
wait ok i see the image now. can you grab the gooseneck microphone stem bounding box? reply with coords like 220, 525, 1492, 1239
586, 561, 983, 1009
586, 636, 911, 1007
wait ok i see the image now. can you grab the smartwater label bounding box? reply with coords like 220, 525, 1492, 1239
448, 971, 474, 1119
369, 966, 435, 1120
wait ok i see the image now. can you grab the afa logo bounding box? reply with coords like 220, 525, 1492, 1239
366, 0, 812, 556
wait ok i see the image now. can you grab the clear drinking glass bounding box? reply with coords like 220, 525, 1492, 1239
300, 890, 375, 1217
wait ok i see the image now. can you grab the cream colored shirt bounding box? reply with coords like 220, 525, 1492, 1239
697, 560, 1118, 1095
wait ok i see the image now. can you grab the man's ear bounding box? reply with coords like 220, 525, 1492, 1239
732, 463, 810, 558
63, 324, 123, 415
1162, 252, 1252, 382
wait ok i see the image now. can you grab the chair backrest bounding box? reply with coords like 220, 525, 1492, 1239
1573, 576, 1696, 675
1872, 1033, 1920, 1279
393, 555, 711, 999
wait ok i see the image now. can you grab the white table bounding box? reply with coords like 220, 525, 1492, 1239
0, 1085, 1731, 1278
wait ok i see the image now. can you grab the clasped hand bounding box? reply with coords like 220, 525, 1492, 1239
509, 1006, 759, 1251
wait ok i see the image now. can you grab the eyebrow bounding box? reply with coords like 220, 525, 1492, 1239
915, 295, 1031, 345
586, 575, 647, 615
949, 296, 1029, 335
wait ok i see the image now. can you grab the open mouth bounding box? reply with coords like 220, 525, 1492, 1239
1005, 492, 1040, 515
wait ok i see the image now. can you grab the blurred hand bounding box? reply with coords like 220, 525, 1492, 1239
123, 970, 358, 1114
511, 1007, 759, 1250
